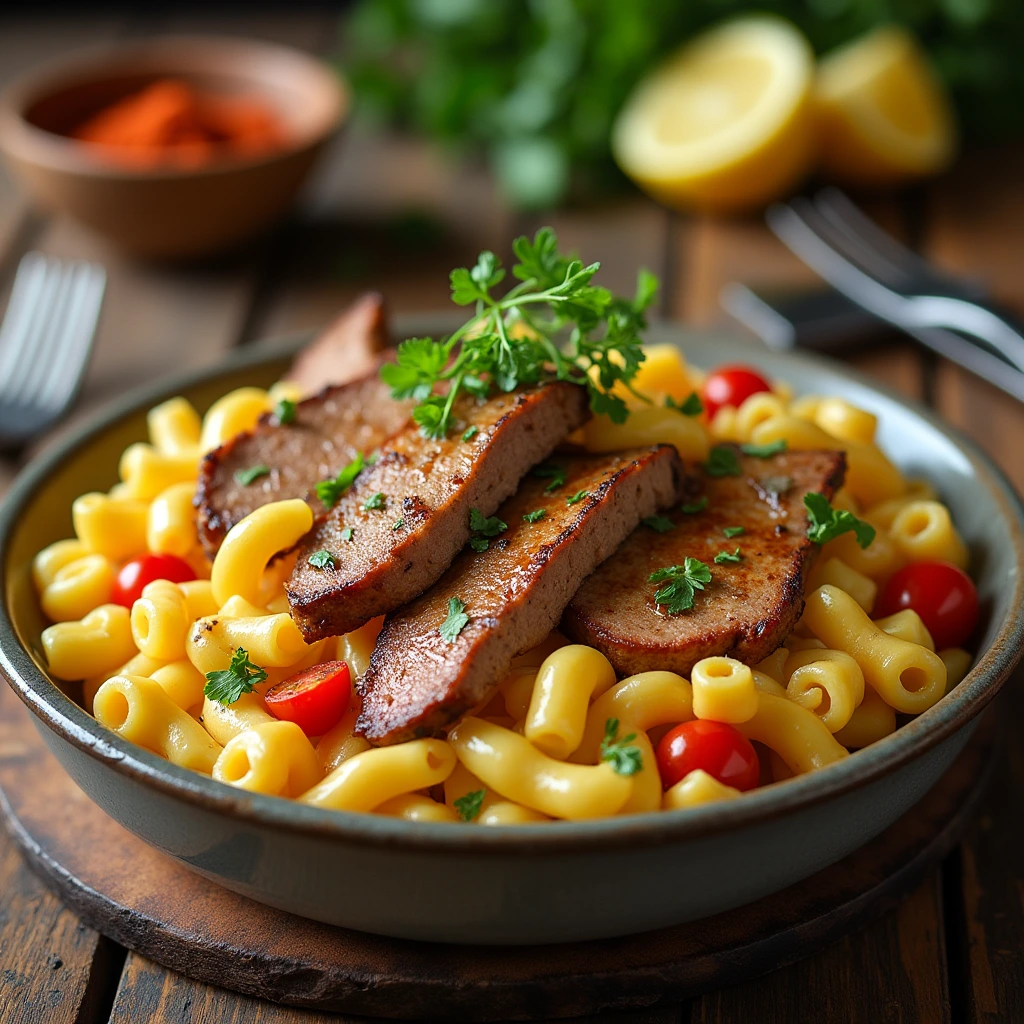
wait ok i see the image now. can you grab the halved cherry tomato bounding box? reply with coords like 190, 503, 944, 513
110, 553, 196, 607
875, 560, 979, 650
656, 719, 760, 792
265, 660, 352, 736
702, 365, 772, 420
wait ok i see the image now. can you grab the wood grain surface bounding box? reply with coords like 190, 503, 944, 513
0, 8, 1021, 1023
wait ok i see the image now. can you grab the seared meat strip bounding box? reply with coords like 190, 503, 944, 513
195, 363, 411, 557
561, 448, 846, 677
288, 382, 591, 642
358, 446, 684, 744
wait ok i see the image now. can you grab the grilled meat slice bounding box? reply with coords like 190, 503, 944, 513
358, 446, 684, 744
195, 364, 411, 557
288, 382, 592, 642
561, 448, 846, 677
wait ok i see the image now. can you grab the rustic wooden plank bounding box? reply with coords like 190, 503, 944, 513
691, 875, 950, 1024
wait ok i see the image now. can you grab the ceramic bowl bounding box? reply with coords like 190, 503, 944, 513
0, 36, 347, 259
2, 319, 1022, 945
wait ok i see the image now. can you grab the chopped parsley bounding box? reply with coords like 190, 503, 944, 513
643, 515, 675, 533
315, 453, 364, 509
392, 519, 404, 530
340, 527, 354, 542
203, 647, 267, 706
804, 492, 876, 549
761, 475, 793, 497
234, 464, 270, 486
454, 788, 486, 821
681, 496, 709, 514
600, 718, 643, 776
705, 445, 741, 477
741, 439, 788, 458
523, 508, 547, 523
566, 489, 590, 505
469, 507, 508, 552
307, 549, 335, 570
723, 525, 745, 538
649, 557, 712, 614
462, 425, 479, 442
439, 596, 470, 643
273, 398, 297, 425
533, 462, 568, 494
665, 392, 703, 416
714, 547, 743, 564
362, 491, 386, 511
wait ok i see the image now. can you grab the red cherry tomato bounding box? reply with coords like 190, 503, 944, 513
702, 365, 772, 420
111, 553, 196, 607
656, 719, 760, 792
875, 560, 979, 649
265, 661, 352, 736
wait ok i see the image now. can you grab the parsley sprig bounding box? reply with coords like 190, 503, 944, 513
454, 789, 486, 821
469, 507, 508, 552
440, 597, 470, 643
600, 718, 644, 776
203, 647, 267, 706
649, 557, 712, 614
315, 453, 364, 509
804, 493, 876, 549
380, 227, 658, 440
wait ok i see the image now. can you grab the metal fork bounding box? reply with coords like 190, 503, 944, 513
766, 190, 1024, 401
0, 252, 105, 447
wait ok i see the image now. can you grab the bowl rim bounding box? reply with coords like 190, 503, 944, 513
0, 34, 349, 181
2, 321, 1022, 855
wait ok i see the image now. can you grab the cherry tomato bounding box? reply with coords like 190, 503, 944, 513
265, 660, 352, 736
702, 365, 772, 420
656, 719, 760, 792
875, 560, 979, 649
111, 553, 196, 607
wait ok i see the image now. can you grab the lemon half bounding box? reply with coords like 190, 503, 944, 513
612, 16, 815, 214
815, 26, 956, 185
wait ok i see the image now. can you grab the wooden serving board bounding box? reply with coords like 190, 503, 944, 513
0, 685, 996, 1022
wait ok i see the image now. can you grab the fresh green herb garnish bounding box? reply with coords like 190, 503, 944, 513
681, 496, 708, 514
439, 596, 470, 643
362, 491, 386, 511
723, 526, 745, 538
203, 647, 267, 706
705, 446, 741, 477
470, 537, 490, 552
741, 439, 787, 458
379, 228, 657, 440
714, 547, 743, 564
454, 789, 486, 822
315, 453, 364, 509
533, 462, 568, 494
469, 507, 508, 551
600, 718, 643, 776
649, 557, 712, 614
392, 519, 404, 530
643, 515, 675, 533
462, 425, 479, 442
274, 398, 297, 425
566, 489, 589, 505
523, 508, 547, 523
307, 549, 335, 570
234, 464, 270, 486
804, 493, 876, 549
340, 527, 354, 542
665, 391, 703, 416
761, 475, 793, 498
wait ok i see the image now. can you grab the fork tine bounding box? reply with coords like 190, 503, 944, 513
0, 252, 48, 384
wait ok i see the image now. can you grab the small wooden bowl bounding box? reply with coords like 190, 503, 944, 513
0, 36, 347, 259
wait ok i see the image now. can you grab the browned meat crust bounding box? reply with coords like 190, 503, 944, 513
357, 446, 684, 744
287, 382, 592, 642
195, 364, 412, 557
561, 448, 847, 677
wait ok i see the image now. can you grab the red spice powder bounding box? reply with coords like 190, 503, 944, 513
71, 78, 290, 168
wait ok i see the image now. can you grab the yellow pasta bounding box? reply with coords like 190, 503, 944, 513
180, 579, 218, 621
42, 604, 137, 681
300, 739, 456, 813
583, 406, 709, 461
691, 657, 758, 724
201, 691, 275, 746
149, 659, 207, 712
628, 343, 696, 401
449, 717, 632, 820
874, 609, 936, 651
823, 521, 905, 581
499, 667, 539, 721
619, 732, 662, 814
939, 648, 973, 694
478, 801, 551, 825
754, 648, 789, 684
802, 585, 946, 714
524, 645, 616, 759
32, 538, 89, 591
147, 481, 199, 557
214, 613, 313, 668
733, 392, 788, 440
83, 651, 165, 713
889, 500, 969, 568
663, 769, 742, 810
118, 443, 198, 501
213, 721, 322, 797
94, 674, 222, 773
444, 760, 498, 818
377, 794, 460, 823
210, 499, 313, 607
752, 669, 788, 698
316, 699, 371, 772
510, 629, 570, 669
72, 492, 149, 562
806, 556, 877, 614
131, 580, 191, 661
148, 396, 202, 456
812, 397, 877, 444
336, 616, 384, 679
199, 387, 272, 452
735, 692, 849, 774
833, 684, 897, 749
41, 554, 115, 622
783, 649, 865, 734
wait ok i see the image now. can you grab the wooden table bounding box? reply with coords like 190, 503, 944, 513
1, 11, 1022, 1024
